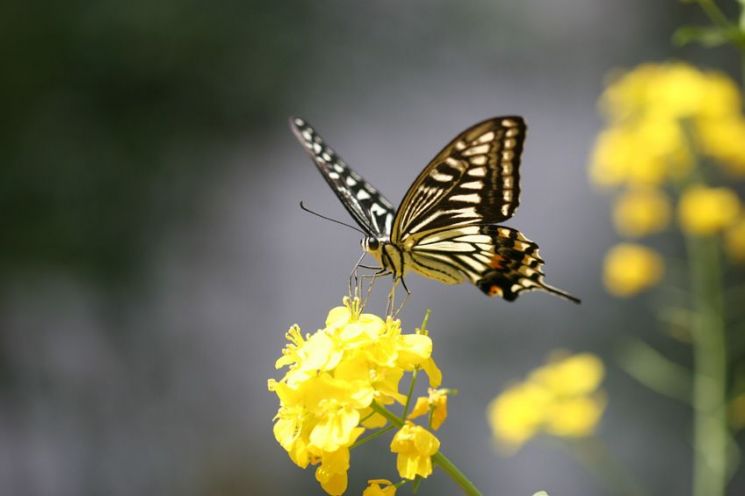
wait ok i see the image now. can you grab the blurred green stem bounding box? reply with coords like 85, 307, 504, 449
371, 401, 482, 496
687, 233, 728, 496
561, 437, 648, 496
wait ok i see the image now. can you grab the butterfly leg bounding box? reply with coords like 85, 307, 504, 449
359, 268, 390, 309
393, 277, 412, 317
348, 251, 369, 299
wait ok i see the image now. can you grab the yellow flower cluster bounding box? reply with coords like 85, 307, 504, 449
487, 353, 606, 451
268, 298, 442, 495
591, 62, 745, 289
592, 62, 745, 185
603, 243, 664, 297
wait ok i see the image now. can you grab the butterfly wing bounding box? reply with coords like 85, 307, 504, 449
392, 116, 525, 240
406, 224, 580, 302
290, 117, 395, 238
393, 117, 578, 303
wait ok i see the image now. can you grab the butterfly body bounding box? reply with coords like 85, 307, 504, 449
290, 116, 579, 304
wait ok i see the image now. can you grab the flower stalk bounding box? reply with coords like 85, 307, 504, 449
370, 401, 483, 496
687, 232, 728, 496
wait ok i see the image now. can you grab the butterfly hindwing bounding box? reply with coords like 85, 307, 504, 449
289, 117, 395, 237
392, 117, 525, 242
407, 225, 579, 303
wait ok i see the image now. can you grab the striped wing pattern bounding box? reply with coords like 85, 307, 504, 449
289, 117, 395, 237
408, 225, 579, 302
290, 115, 579, 303
392, 117, 524, 241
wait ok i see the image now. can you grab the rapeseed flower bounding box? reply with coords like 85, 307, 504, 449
487, 352, 606, 451
590, 62, 745, 186
363, 479, 397, 496
678, 186, 740, 235
268, 298, 442, 495
603, 243, 664, 296
390, 422, 441, 479
612, 188, 671, 237
409, 388, 450, 430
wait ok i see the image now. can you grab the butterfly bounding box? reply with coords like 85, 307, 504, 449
289, 116, 579, 304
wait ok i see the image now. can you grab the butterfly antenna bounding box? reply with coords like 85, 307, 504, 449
299, 201, 366, 235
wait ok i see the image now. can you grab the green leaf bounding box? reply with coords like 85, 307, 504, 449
673, 25, 729, 46
616, 337, 692, 403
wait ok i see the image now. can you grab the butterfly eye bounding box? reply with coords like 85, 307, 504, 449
366, 237, 379, 251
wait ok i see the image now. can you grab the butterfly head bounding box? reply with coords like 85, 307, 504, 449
361, 236, 381, 254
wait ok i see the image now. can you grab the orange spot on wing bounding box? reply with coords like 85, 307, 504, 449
489, 285, 503, 297
489, 254, 504, 269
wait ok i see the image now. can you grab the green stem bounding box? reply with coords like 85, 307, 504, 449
562, 437, 649, 496
370, 401, 483, 496
403, 368, 418, 419
350, 425, 395, 449
696, 0, 733, 30
687, 233, 728, 496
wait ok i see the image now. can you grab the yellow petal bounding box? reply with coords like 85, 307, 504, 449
612, 188, 671, 237
531, 353, 605, 396
545, 395, 606, 437
603, 243, 664, 297
678, 186, 741, 235
363, 479, 397, 496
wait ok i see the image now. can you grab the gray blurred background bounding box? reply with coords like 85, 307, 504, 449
2, 1, 743, 495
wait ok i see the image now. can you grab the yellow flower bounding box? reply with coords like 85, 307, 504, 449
678, 186, 741, 235
725, 218, 745, 263
697, 117, 745, 175
363, 479, 397, 496
315, 448, 351, 496
487, 382, 552, 449
612, 188, 671, 237
600, 62, 739, 123
487, 352, 606, 451
390, 422, 440, 480
269, 298, 443, 495
591, 62, 745, 186
530, 353, 604, 396
545, 395, 607, 437
603, 243, 664, 296
409, 388, 449, 430
589, 121, 691, 187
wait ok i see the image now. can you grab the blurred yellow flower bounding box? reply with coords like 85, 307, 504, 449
529, 353, 604, 396
678, 186, 741, 236
268, 298, 442, 495
487, 382, 551, 449
603, 243, 664, 296
612, 188, 671, 237
487, 352, 606, 451
725, 218, 745, 263
409, 388, 449, 430
697, 117, 745, 176
591, 62, 745, 185
601, 62, 739, 123
390, 422, 440, 480
363, 479, 397, 496
589, 121, 691, 187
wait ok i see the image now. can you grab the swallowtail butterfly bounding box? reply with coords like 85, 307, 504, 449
290, 116, 579, 303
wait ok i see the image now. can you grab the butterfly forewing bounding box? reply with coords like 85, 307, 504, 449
391, 117, 525, 242
289, 117, 395, 237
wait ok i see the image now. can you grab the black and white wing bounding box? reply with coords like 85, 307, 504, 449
289, 117, 395, 238
391, 116, 579, 303
391, 117, 524, 240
